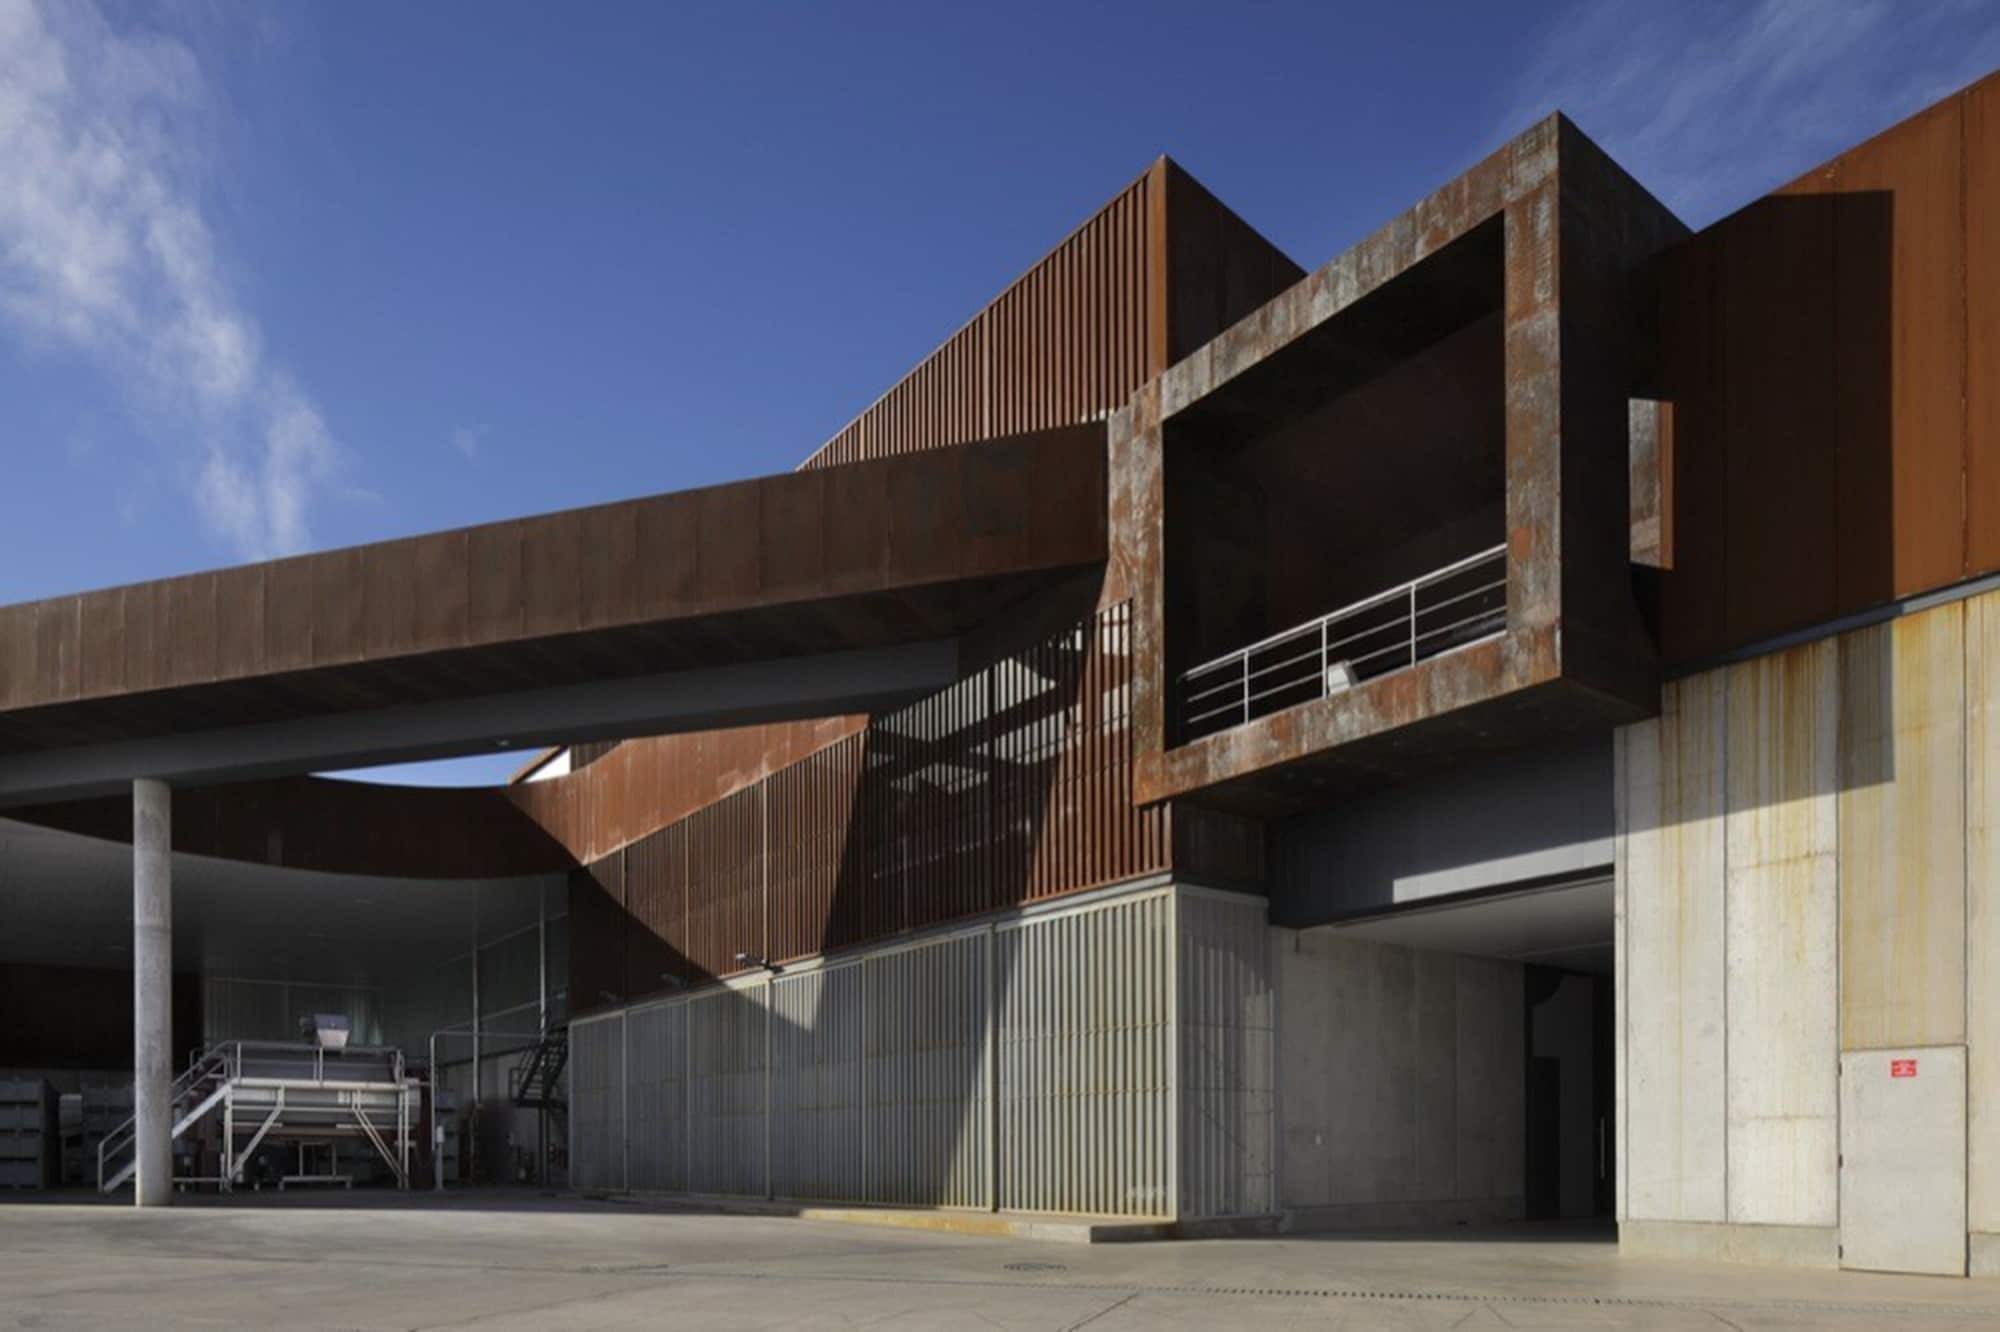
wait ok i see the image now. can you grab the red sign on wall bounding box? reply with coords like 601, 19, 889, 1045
1891, 1058, 1918, 1079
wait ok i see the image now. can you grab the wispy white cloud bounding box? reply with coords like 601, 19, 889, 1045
1501, 0, 2000, 226
0, 0, 342, 559
451, 422, 489, 459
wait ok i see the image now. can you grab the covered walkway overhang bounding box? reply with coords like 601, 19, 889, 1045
0, 423, 1107, 805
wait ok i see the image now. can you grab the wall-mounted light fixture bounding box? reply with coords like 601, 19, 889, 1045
734, 951, 783, 976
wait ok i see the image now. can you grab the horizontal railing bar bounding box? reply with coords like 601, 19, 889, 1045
1179, 543, 1505, 683
1414, 615, 1506, 647
1415, 578, 1508, 619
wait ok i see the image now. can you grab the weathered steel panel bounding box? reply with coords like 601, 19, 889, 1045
863, 933, 988, 1207
624, 1001, 687, 1192
803, 171, 1158, 469
310, 547, 363, 668
166, 570, 219, 688
213, 564, 266, 681
1177, 889, 1274, 1219
686, 984, 768, 1196
766, 735, 864, 960
1656, 233, 1726, 661
569, 1012, 625, 1191
569, 856, 627, 1014
1723, 642, 1838, 1226
1839, 607, 1967, 1050
769, 964, 865, 1202
1620, 673, 1728, 1221
685, 785, 764, 979
519, 509, 582, 640
625, 822, 688, 999
1970, 76, 2000, 578
1833, 99, 1967, 601
1717, 181, 1838, 643
996, 891, 1172, 1217
1967, 590, 2000, 1235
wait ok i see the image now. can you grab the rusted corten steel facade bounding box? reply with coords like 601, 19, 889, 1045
1657, 71, 2000, 665
801, 159, 1302, 469
0, 426, 1105, 757
5, 75, 2000, 1038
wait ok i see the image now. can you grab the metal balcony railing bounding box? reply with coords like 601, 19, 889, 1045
1179, 543, 1508, 741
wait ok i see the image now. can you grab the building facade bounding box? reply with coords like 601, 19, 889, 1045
0, 74, 1997, 1275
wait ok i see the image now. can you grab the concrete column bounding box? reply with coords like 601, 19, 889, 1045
133, 778, 172, 1207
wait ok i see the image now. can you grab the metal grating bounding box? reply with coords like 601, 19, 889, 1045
768, 964, 865, 1202
863, 932, 990, 1207
624, 1001, 688, 1192
687, 985, 769, 1196
995, 891, 1172, 1217
569, 1012, 625, 1191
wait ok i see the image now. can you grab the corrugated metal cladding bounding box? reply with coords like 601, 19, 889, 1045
863, 932, 989, 1207
624, 1001, 687, 1192
581, 602, 1167, 1008
564, 884, 1263, 1219
792, 159, 1303, 472
688, 985, 768, 1196
570, 1013, 624, 1191
803, 176, 1153, 469
768, 964, 865, 1203
995, 890, 1173, 1217
1177, 891, 1275, 1219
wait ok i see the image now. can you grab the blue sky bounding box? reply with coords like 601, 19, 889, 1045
2, 0, 1996, 784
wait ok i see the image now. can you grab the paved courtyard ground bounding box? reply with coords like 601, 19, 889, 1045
3, 1191, 1999, 1329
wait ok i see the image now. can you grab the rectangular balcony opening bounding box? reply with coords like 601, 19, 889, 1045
1163, 216, 1507, 747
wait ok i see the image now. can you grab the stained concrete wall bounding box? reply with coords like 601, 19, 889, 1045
1274, 929, 1524, 1228
1618, 587, 1999, 1273
1274, 736, 1614, 924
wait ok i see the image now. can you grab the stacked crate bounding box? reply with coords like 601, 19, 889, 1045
0, 1080, 57, 1188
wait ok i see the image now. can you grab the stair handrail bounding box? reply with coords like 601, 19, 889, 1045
97, 1042, 236, 1192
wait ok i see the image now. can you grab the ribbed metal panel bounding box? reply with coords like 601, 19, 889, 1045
1177, 890, 1275, 1218
768, 964, 864, 1201
767, 735, 865, 960
687, 985, 768, 1196
863, 931, 990, 1207
802, 176, 1151, 469
570, 1012, 625, 1191
686, 786, 764, 978
624, 1001, 688, 1191
996, 891, 1172, 1217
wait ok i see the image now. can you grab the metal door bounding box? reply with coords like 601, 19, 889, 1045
1839, 1046, 1966, 1275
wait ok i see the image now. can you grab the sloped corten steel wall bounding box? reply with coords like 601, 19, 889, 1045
1659, 70, 2000, 666
800, 160, 1302, 469
561, 164, 1298, 1008
570, 602, 1168, 1011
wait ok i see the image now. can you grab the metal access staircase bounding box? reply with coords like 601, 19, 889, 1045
509, 1026, 568, 1112
96, 1045, 232, 1193
98, 1040, 417, 1194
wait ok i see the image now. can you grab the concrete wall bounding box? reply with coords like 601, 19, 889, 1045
1273, 735, 1613, 925
1617, 587, 1999, 1273
1273, 930, 1525, 1229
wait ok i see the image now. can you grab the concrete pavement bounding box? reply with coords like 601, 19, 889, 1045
2, 1192, 1998, 1329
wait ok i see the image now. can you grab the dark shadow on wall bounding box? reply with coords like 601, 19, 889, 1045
570, 577, 1186, 1207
